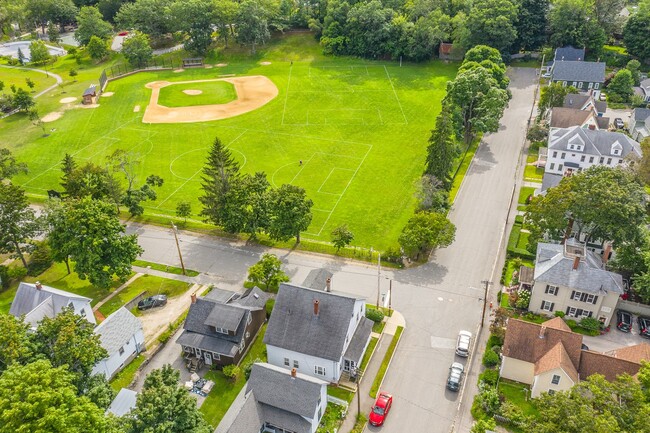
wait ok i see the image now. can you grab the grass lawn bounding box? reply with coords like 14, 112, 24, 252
133, 259, 200, 277
0, 66, 58, 95
498, 379, 538, 417
372, 320, 386, 334
328, 385, 355, 403
500, 291, 509, 307
126, 274, 190, 299
1, 33, 457, 251
449, 138, 480, 204
524, 154, 544, 182
360, 336, 379, 371
503, 259, 534, 287
157, 80, 237, 107
317, 402, 346, 433
517, 186, 536, 205
369, 326, 404, 398
109, 354, 145, 392
199, 323, 267, 428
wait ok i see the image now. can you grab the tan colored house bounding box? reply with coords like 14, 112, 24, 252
501, 317, 649, 397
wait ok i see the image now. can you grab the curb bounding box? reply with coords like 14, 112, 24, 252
369, 326, 405, 398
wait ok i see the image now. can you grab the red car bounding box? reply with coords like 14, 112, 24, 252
369, 392, 393, 426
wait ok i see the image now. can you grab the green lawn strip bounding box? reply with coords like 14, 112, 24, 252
98, 277, 150, 317
517, 187, 536, 205
359, 336, 379, 371
157, 80, 237, 107
317, 402, 346, 433
199, 324, 268, 427
369, 326, 404, 398
328, 385, 355, 403
372, 320, 386, 333
109, 354, 145, 392
126, 274, 190, 299
133, 259, 200, 277
449, 139, 480, 204
350, 414, 368, 433
498, 379, 538, 417
500, 292, 509, 307
523, 159, 544, 181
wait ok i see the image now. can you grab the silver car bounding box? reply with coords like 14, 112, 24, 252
455, 330, 472, 357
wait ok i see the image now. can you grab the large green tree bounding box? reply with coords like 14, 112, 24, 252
126, 364, 211, 433
268, 184, 313, 243
75, 5, 113, 45
465, 0, 518, 54
607, 68, 634, 103
29, 39, 52, 64
398, 211, 456, 260
537, 82, 578, 117
593, 0, 625, 37
246, 253, 290, 291
169, 0, 214, 54
514, 0, 547, 50
548, 0, 605, 56
0, 314, 33, 373
121, 30, 153, 67
87, 35, 110, 60
0, 148, 28, 180
199, 137, 241, 227
425, 102, 458, 188
0, 183, 41, 267
46, 197, 143, 288
115, 0, 174, 40
227, 172, 271, 238
235, 0, 271, 54
623, 4, 650, 61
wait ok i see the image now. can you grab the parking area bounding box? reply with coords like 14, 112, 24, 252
582, 310, 650, 353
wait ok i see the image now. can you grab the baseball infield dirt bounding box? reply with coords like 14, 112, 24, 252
142, 75, 278, 124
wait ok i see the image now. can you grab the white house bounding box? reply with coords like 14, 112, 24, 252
92, 307, 144, 380
264, 283, 373, 383
219, 363, 328, 433
9, 281, 95, 328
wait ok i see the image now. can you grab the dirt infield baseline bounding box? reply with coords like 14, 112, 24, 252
142, 75, 278, 123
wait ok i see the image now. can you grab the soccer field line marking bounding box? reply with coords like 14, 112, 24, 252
376, 107, 384, 125
218, 124, 374, 148
281, 64, 293, 126
317, 168, 336, 193
287, 153, 316, 186
156, 131, 247, 208
383, 65, 408, 125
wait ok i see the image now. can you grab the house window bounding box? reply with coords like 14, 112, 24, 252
584, 294, 596, 304
578, 82, 583, 89
572, 82, 577, 87
545, 285, 558, 295
607, 158, 612, 165
561, 152, 566, 159
558, 164, 563, 171
571, 291, 582, 301
80, 308, 86, 316
567, 306, 578, 317
246, 331, 250, 339
619, 159, 623, 164
239, 341, 245, 353
613, 149, 620, 155
216, 327, 228, 334
213, 353, 221, 360
119, 346, 125, 356
594, 83, 599, 89
589, 156, 594, 163
588, 82, 593, 89
314, 365, 326, 376
580, 155, 585, 162
569, 145, 574, 150
293, 360, 299, 369
552, 151, 557, 158
548, 389, 556, 395
284, 358, 290, 367
599, 157, 604, 164
549, 163, 555, 170
541, 301, 555, 312
551, 375, 561, 385
581, 310, 592, 318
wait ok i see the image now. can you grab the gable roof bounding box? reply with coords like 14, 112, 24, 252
554, 46, 585, 62
633, 107, 650, 123
9, 282, 93, 325
606, 343, 650, 364
542, 316, 572, 332
641, 79, 650, 95
548, 126, 641, 159
343, 317, 373, 363
106, 388, 137, 417
552, 61, 606, 83
232, 287, 269, 309
205, 303, 245, 332
579, 350, 642, 381
534, 243, 624, 294
94, 307, 142, 355
264, 283, 363, 361
534, 341, 579, 383
502, 318, 583, 369
550, 108, 593, 129
225, 394, 312, 433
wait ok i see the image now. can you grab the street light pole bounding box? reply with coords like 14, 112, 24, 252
171, 222, 186, 276
388, 278, 392, 313
480, 279, 493, 327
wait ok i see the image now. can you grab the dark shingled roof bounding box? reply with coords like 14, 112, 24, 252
302, 268, 333, 291
344, 317, 373, 363
205, 304, 245, 332
552, 61, 605, 83
554, 46, 585, 62
579, 350, 641, 381
264, 283, 363, 361
233, 287, 269, 309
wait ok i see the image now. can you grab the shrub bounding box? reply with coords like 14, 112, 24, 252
479, 369, 499, 386
515, 288, 531, 309
383, 247, 403, 265
554, 311, 565, 318
222, 365, 241, 380
243, 358, 262, 379
566, 319, 577, 329
482, 350, 500, 368
7, 266, 27, 281
486, 333, 503, 348
27, 241, 53, 276
366, 308, 385, 323
580, 317, 602, 332
476, 383, 501, 414
471, 418, 497, 433
0, 265, 9, 290
265, 298, 275, 318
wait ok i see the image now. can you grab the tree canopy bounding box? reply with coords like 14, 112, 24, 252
246, 253, 290, 291
398, 211, 456, 259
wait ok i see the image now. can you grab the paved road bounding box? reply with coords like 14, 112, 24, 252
125, 67, 537, 433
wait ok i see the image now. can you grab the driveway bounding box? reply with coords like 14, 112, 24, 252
138, 283, 201, 344
605, 106, 633, 127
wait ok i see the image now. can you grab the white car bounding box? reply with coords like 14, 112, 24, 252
599, 92, 607, 101
455, 330, 472, 357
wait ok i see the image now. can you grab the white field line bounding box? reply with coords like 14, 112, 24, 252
281, 64, 293, 126
383, 65, 408, 125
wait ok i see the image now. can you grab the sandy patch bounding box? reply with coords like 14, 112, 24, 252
260, 61, 272, 65
79, 104, 99, 109
143, 75, 278, 124
182, 89, 203, 95
204, 64, 213, 69
59, 97, 76, 104
134, 105, 141, 112
102, 92, 114, 97
216, 63, 228, 67
42, 112, 63, 122
173, 68, 184, 73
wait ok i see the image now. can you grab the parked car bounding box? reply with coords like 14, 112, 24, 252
638, 317, 650, 338
368, 392, 393, 426
455, 330, 472, 357
137, 294, 168, 310
599, 92, 607, 101
616, 310, 633, 332
447, 362, 464, 392
614, 118, 624, 129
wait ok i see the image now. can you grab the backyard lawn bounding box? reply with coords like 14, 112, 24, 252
524, 154, 544, 182
110, 354, 145, 392
517, 186, 536, 205
498, 379, 538, 417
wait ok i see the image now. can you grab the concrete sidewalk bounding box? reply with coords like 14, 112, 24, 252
132, 265, 241, 291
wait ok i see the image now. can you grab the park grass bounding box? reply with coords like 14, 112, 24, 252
157, 80, 237, 107
133, 259, 200, 277
0, 66, 58, 95
328, 385, 355, 403
369, 326, 404, 398
109, 354, 145, 392
1, 32, 457, 251
199, 323, 268, 428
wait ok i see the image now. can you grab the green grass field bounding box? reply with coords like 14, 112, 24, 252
1, 34, 456, 250
157, 80, 237, 107
0, 66, 58, 95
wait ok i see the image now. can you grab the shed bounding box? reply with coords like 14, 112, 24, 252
106, 388, 137, 417
519, 266, 535, 290
82, 84, 97, 105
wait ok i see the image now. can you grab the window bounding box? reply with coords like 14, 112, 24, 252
607, 157, 612, 165
80, 308, 86, 316
213, 353, 221, 360
293, 360, 299, 369
552, 151, 557, 158
545, 285, 558, 295
246, 331, 250, 339
548, 389, 556, 395
558, 164, 563, 171
551, 375, 561, 385
571, 154, 576, 157
578, 82, 583, 89
239, 341, 245, 353
599, 157, 604, 164
594, 83, 599, 89
569, 145, 574, 150
619, 159, 623, 164
589, 156, 594, 163
613, 149, 620, 155
571, 291, 582, 301
561, 152, 566, 159
572, 82, 577, 87
584, 294, 596, 304
184, 346, 191, 353
580, 155, 585, 162
588, 82, 593, 89
549, 163, 555, 170
541, 301, 555, 312
215, 327, 228, 334
119, 346, 125, 356
562, 81, 567, 87
284, 358, 290, 367
567, 306, 578, 317
581, 310, 592, 318
314, 365, 326, 376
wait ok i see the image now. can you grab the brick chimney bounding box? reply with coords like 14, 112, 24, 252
191, 293, 197, 304
291, 368, 297, 378
35, 281, 42, 290
588, 124, 596, 130
313, 299, 320, 316
573, 256, 580, 270
325, 278, 331, 292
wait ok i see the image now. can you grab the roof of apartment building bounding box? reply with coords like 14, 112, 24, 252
548, 126, 641, 159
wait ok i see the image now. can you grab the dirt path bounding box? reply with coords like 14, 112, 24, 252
142, 75, 278, 124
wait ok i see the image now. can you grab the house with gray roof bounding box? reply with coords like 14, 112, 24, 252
545, 46, 585, 74
92, 307, 144, 379
106, 388, 138, 417
9, 281, 95, 327
528, 241, 624, 326
177, 287, 268, 367
638, 78, 650, 102
541, 126, 642, 191
629, 107, 650, 142
550, 61, 606, 97
219, 363, 327, 433
563, 93, 607, 117
265, 283, 373, 383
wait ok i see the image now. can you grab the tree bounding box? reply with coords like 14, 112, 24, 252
25, 78, 35, 90
466, 0, 518, 54
106, 149, 164, 215
398, 211, 456, 260
331, 224, 354, 250
633, 138, 650, 185
593, 0, 625, 38
0, 314, 33, 372
0, 148, 28, 180
12, 87, 35, 112
623, 6, 650, 61
87, 35, 109, 60
268, 184, 313, 243
0, 183, 41, 268
246, 253, 290, 291
229, 172, 271, 238
169, 0, 214, 55
115, 0, 174, 41
213, 0, 239, 48
537, 82, 578, 117
199, 137, 241, 227
17, 47, 25, 65
425, 105, 458, 188
47, 21, 61, 43
445, 67, 509, 148
235, 0, 271, 54
627, 60, 641, 86
121, 174, 164, 216
549, 0, 605, 56
121, 31, 152, 67
176, 201, 192, 222
75, 6, 113, 45
0, 360, 110, 433
29, 39, 52, 64
607, 68, 634, 103
61, 161, 115, 200
514, 0, 547, 50
46, 197, 143, 288
471, 418, 497, 433
126, 364, 211, 433
415, 174, 449, 212
69, 68, 78, 80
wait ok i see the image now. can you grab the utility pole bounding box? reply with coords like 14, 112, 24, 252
388, 278, 392, 314
171, 222, 186, 276
376, 253, 381, 309
480, 279, 493, 327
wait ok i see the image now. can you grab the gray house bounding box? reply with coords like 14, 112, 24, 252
177, 287, 269, 368
92, 307, 145, 379
550, 61, 606, 96
638, 78, 650, 102
546, 46, 586, 73
219, 363, 328, 433
629, 108, 650, 142
9, 281, 95, 327
563, 93, 607, 117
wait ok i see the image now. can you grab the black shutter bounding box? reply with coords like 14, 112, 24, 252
571, 291, 576, 300
580, 293, 588, 302
588, 311, 593, 318
566, 306, 571, 315
541, 301, 546, 310
545, 285, 550, 294
550, 303, 555, 312
592, 296, 598, 305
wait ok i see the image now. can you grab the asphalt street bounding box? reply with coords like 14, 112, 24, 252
125, 67, 538, 433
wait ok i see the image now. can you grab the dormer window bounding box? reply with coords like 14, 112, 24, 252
215, 327, 228, 334
611, 142, 622, 156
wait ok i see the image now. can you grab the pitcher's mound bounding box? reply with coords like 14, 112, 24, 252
59, 97, 76, 103
42, 112, 63, 122
183, 90, 202, 95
